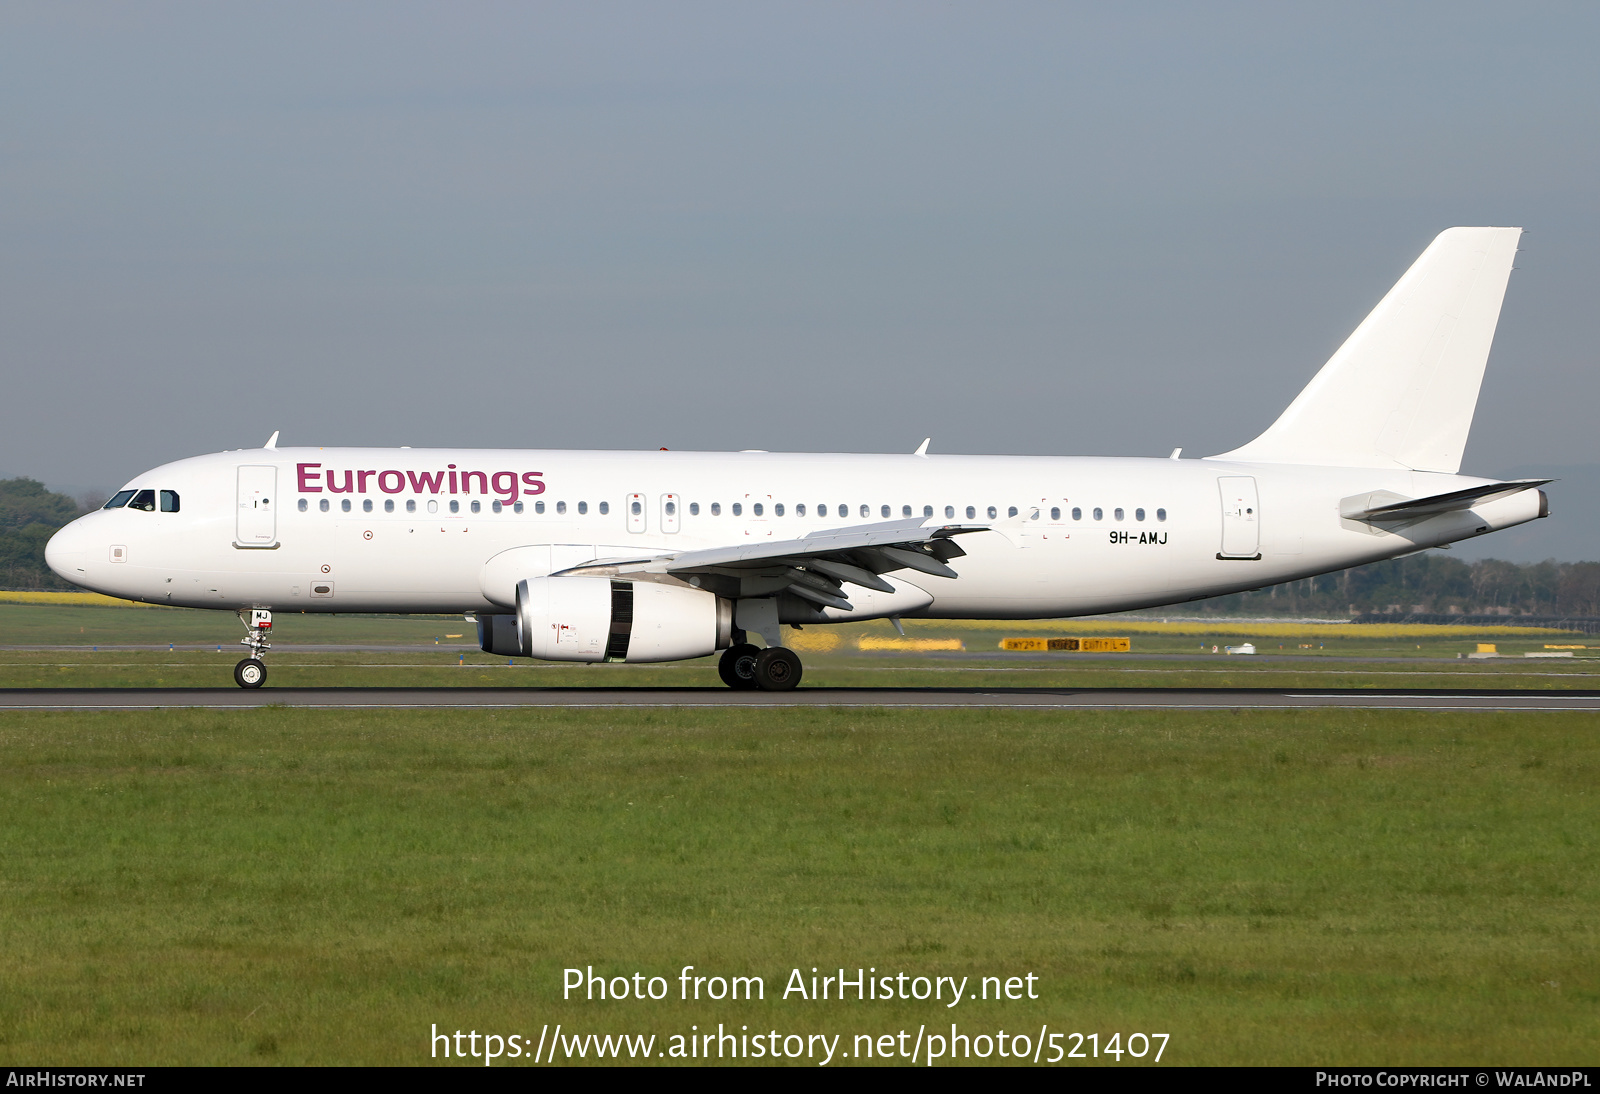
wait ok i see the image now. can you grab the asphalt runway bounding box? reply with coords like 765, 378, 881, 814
1, 686, 1597, 711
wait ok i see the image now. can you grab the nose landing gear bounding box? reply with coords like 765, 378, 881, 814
234, 609, 272, 688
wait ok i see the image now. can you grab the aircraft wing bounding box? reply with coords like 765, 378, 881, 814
1340, 479, 1552, 522
555, 517, 990, 611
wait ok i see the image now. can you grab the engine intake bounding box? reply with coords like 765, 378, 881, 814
512, 576, 732, 663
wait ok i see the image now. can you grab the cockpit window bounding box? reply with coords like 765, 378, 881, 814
104, 490, 136, 509
159, 490, 180, 513
128, 489, 156, 512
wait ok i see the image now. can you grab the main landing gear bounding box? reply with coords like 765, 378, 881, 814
234, 609, 272, 689
718, 643, 803, 691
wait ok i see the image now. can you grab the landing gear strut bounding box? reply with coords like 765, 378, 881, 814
235, 609, 271, 689
724, 599, 802, 691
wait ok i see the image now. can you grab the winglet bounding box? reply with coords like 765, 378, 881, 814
914, 438, 931, 457
264, 431, 280, 450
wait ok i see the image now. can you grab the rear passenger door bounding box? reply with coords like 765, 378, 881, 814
1217, 477, 1260, 559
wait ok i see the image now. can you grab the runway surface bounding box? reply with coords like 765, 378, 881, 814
2, 686, 1598, 711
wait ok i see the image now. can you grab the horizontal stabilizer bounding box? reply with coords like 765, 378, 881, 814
1340, 478, 1551, 523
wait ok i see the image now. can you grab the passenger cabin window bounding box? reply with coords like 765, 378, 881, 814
556, 501, 566, 514
341, 499, 352, 513
795, 503, 805, 516
987, 506, 997, 519
298, 498, 308, 512
753, 503, 763, 516
104, 490, 136, 509
1135, 508, 1145, 521
944, 505, 954, 518
577, 501, 588, 515
1072, 507, 1082, 520
320, 499, 330, 512
732, 503, 742, 516
966, 505, 976, 519
385, 499, 395, 513
860, 504, 870, 518
1050, 507, 1061, 521
363, 499, 374, 513
881, 505, 890, 518
631, 499, 642, 515
1093, 507, 1103, 520
598, 501, 609, 515
450, 500, 460, 514
491, 500, 502, 513
408, 499, 418, 513
513, 501, 524, 514
817, 504, 827, 517
710, 502, 720, 515
428, 499, 438, 513
1156, 508, 1167, 522
689, 502, 700, 516
129, 489, 156, 511
902, 505, 912, 517
1114, 508, 1124, 521
471, 500, 482, 514
1008, 506, 1018, 518
774, 503, 784, 516
924, 505, 933, 518
160, 490, 180, 513
535, 501, 545, 514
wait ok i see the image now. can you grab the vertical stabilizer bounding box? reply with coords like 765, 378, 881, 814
1210, 227, 1521, 472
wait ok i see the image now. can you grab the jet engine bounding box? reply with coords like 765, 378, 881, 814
510, 576, 733, 663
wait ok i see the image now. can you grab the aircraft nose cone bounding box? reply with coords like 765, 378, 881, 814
45, 519, 90, 584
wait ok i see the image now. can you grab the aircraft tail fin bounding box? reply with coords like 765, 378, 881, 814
1209, 226, 1522, 473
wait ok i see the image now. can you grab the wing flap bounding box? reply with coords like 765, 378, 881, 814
556, 517, 989, 614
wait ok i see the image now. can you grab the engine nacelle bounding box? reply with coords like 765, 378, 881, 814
515, 576, 733, 663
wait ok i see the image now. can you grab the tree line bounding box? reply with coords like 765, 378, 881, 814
2, 476, 1598, 614
1182, 552, 1600, 618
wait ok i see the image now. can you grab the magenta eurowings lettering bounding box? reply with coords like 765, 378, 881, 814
297, 463, 545, 503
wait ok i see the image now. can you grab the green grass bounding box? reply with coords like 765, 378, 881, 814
3, 602, 1599, 690
0, 707, 1595, 1065
2, 647, 1599, 689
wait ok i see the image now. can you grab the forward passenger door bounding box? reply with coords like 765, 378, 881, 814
235, 466, 277, 547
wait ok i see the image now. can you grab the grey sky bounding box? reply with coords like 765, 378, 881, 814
3, 3, 1596, 559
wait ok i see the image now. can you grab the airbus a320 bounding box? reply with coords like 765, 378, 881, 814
45, 227, 1548, 689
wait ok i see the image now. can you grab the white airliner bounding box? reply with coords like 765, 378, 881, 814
46, 227, 1548, 690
